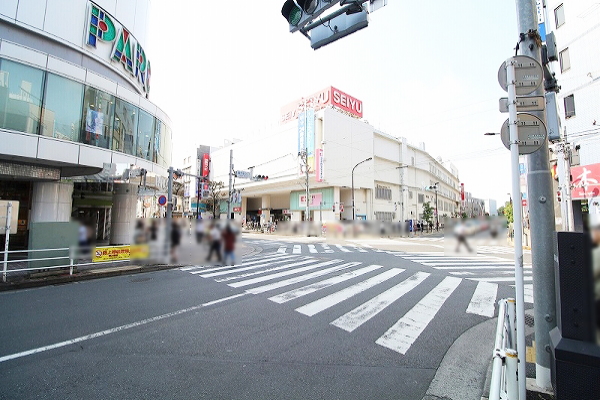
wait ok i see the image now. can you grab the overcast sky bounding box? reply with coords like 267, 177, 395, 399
147, 1, 521, 206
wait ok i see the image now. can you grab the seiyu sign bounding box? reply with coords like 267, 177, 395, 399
281, 86, 363, 124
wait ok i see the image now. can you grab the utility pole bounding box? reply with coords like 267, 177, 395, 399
556, 139, 574, 231
165, 167, 173, 264
515, 0, 557, 391
227, 149, 233, 220
305, 149, 310, 222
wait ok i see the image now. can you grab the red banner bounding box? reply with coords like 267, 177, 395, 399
201, 154, 210, 177
280, 86, 363, 123
571, 163, 600, 200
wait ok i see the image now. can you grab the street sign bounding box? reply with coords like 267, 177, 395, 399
235, 170, 251, 179
499, 96, 545, 113
500, 113, 547, 155
498, 55, 543, 95
522, 199, 527, 207
158, 195, 167, 206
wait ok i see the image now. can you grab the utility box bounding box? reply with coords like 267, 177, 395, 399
28, 222, 78, 270
550, 232, 600, 399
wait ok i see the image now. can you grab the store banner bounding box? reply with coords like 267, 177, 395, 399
298, 111, 306, 154
571, 163, 600, 200
201, 153, 210, 177
93, 246, 130, 262
299, 193, 323, 207
316, 149, 324, 182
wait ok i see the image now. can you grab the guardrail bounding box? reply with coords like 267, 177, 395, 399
489, 298, 519, 400
1, 244, 164, 282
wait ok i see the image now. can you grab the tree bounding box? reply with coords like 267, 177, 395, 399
422, 201, 434, 225
498, 201, 513, 223
201, 180, 225, 219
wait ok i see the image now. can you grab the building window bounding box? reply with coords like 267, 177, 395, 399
564, 95, 576, 119
411, 156, 415, 166
375, 185, 392, 200
0, 58, 45, 134
555, 4, 565, 28
374, 211, 395, 222
81, 85, 114, 149
41, 73, 84, 142
137, 109, 155, 161
559, 48, 570, 72
113, 99, 139, 156
408, 191, 413, 200
418, 193, 424, 203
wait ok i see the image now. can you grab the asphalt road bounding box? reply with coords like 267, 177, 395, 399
0, 234, 523, 400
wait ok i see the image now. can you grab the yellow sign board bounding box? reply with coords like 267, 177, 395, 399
92, 246, 130, 262
131, 244, 150, 260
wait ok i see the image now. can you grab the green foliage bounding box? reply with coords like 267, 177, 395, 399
201, 180, 225, 218
422, 202, 434, 224
498, 201, 513, 223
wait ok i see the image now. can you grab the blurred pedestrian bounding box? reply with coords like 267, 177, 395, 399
196, 218, 205, 244
222, 224, 236, 266
454, 221, 472, 253
206, 222, 222, 263
170, 221, 181, 263
134, 220, 148, 244
149, 219, 158, 241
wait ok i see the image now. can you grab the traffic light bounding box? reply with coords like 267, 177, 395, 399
557, 190, 562, 202
339, 0, 363, 14
281, 0, 338, 33
172, 169, 183, 179
254, 175, 269, 181
201, 182, 210, 198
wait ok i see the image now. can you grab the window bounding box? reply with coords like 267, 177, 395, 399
374, 211, 395, 222
418, 193, 424, 203
41, 73, 84, 141
408, 191, 413, 200
564, 94, 576, 118
411, 156, 415, 166
375, 185, 392, 200
113, 99, 138, 155
554, 4, 565, 28
559, 48, 570, 72
0, 59, 45, 134
81, 85, 114, 149
137, 109, 155, 160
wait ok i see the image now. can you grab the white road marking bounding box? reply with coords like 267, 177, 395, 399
321, 244, 334, 253
269, 265, 383, 304
469, 276, 533, 282
308, 244, 318, 253
335, 244, 351, 252
466, 281, 498, 317
331, 271, 430, 333
212, 259, 318, 281
229, 259, 344, 288
191, 254, 298, 274
432, 265, 530, 270
180, 266, 202, 271
246, 263, 359, 295
296, 268, 405, 316
420, 262, 518, 266
198, 257, 309, 278
352, 246, 368, 253
376, 277, 462, 355
277, 246, 287, 254
0, 293, 248, 364
293, 245, 302, 254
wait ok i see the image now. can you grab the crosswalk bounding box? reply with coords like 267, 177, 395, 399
275, 243, 372, 255
394, 253, 533, 290
179, 252, 519, 356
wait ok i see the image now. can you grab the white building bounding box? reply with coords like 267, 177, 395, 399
208, 87, 460, 226
0, 0, 173, 247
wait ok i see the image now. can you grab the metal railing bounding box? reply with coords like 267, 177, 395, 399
489, 298, 519, 400
1, 244, 164, 282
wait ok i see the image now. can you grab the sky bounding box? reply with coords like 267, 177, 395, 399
147, 1, 521, 207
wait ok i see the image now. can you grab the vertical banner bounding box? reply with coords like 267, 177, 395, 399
298, 111, 306, 154
315, 149, 324, 182
201, 153, 210, 177
306, 109, 315, 171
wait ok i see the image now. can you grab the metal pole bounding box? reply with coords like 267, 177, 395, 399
515, 0, 557, 390
165, 167, 173, 264
507, 58, 527, 400
435, 185, 439, 230
3, 202, 12, 282
305, 151, 310, 222
227, 149, 233, 220
352, 166, 356, 221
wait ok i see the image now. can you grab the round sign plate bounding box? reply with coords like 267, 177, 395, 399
158, 195, 167, 206
498, 55, 544, 96
500, 113, 547, 154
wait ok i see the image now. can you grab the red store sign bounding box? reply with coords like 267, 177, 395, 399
280, 86, 363, 124
571, 163, 600, 200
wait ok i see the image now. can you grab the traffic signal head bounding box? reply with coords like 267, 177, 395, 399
281, 0, 337, 32
254, 175, 269, 181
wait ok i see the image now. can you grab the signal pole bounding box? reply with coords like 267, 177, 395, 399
515, 0, 557, 391
227, 149, 233, 220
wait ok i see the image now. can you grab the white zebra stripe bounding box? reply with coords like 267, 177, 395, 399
375, 277, 462, 355
331, 271, 430, 333
466, 281, 498, 317
296, 268, 405, 316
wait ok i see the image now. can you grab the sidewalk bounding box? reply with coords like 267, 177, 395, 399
0, 234, 257, 292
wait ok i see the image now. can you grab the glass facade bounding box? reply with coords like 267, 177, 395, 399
0, 59, 45, 134
0, 57, 172, 167
81, 85, 114, 149
41, 73, 84, 141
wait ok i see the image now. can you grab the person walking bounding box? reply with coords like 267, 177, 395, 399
206, 222, 222, 263
170, 221, 181, 263
195, 218, 205, 245
222, 224, 237, 266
